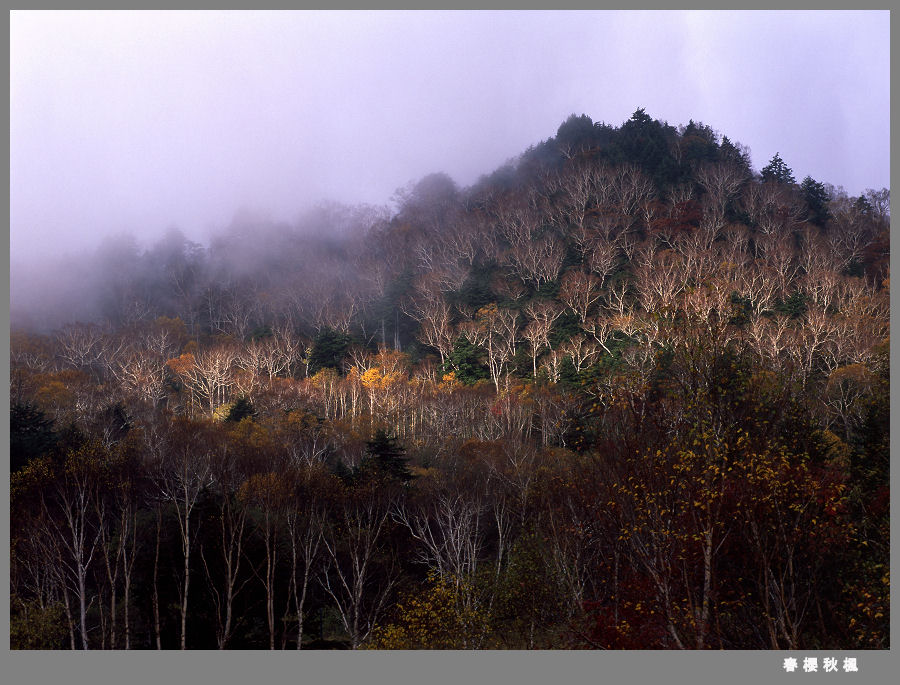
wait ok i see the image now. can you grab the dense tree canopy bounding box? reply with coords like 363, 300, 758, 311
10, 110, 889, 650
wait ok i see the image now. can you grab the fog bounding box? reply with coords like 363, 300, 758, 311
10, 10, 890, 329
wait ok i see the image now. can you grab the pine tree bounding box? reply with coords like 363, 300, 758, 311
800, 176, 831, 225
10, 403, 57, 472
362, 429, 413, 483
760, 152, 796, 185
224, 396, 256, 423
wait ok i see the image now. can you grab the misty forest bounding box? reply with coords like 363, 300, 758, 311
10, 111, 889, 650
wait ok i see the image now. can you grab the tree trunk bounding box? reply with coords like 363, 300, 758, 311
265, 516, 277, 650
77, 560, 89, 649
180, 503, 191, 650
152, 506, 162, 650
123, 507, 137, 650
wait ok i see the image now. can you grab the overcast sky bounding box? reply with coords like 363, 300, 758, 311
10, 10, 890, 264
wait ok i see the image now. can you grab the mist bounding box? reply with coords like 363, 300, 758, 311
10, 10, 890, 331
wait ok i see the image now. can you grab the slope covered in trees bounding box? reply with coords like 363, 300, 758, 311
10, 110, 889, 649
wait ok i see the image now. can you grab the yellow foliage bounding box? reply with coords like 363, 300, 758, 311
11, 456, 55, 504
408, 465, 441, 480
166, 353, 196, 376
817, 430, 852, 472
238, 471, 291, 508
34, 381, 74, 415
360, 367, 382, 388
366, 574, 491, 649
229, 418, 274, 452
212, 401, 234, 422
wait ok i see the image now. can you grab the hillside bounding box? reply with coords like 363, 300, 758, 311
10, 110, 890, 650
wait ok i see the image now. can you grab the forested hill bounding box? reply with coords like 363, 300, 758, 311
10, 110, 889, 650
11, 108, 889, 343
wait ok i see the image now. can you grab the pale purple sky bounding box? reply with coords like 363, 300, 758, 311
10, 10, 890, 263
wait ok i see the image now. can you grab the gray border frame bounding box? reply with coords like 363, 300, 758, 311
5, 6, 895, 685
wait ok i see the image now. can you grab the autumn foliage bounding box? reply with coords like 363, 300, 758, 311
10, 111, 888, 649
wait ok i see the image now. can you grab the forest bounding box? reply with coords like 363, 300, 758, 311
10, 109, 889, 650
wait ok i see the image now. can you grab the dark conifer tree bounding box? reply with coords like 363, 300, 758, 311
760, 152, 796, 184
362, 429, 413, 483
10, 403, 57, 472
801, 176, 831, 225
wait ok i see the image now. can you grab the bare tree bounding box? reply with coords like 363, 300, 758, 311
207, 281, 260, 339
405, 290, 456, 365
44, 443, 105, 649
787, 305, 838, 387
634, 249, 684, 317
200, 443, 254, 649
613, 164, 656, 225
559, 270, 604, 324
560, 334, 602, 374
603, 277, 633, 319
236, 328, 298, 385
56, 322, 107, 376
321, 482, 398, 649
541, 348, 565, 384
522, 300, 563, 378
239, 469, 289, 650
168, 345, 237, 415
545, 160, 616, 254
757, 232, 802, 298
111, 348, 169, 409
735, 264, 780, 318
822, 364, 878, 439
460, 304, 520, 391
504, 234, 566, 287
283, 464, 332, 649
396, 488, 483, 583
667, 182, 695, 208
746, 315, 793, 369
696, 161, 747, 226
750, 180, 808, 238
828, 200, 876, 268
719, 223, 751, 269
585, 235, 619, 286
151, 418, 216, 649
